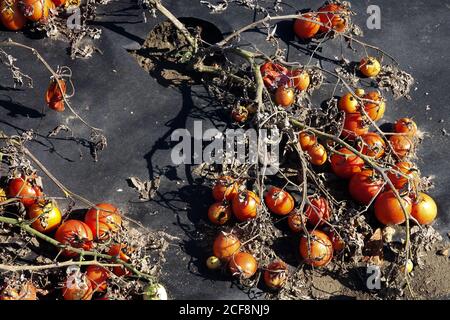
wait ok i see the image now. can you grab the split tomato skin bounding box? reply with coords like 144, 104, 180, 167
84, 203, 122, 241
231, 106, 249, 123
411, 192, 437, 225
260, 61, 288, 89
330, 147, 364, 179
54, 220, 94, 257
389, 135, 413, 159
27, 200, 62, 233
287, 212, 307, 233
228, 252, 258, 279
387, 161, 417, 189
0, 0, 27, 31
264, 187, 295, 216
293, 13, 320, 39
342, 112, 369, 140
232, 190, 260, 221
7, 177, 42, 207
212, 176, 238, 202
299, 230, 333, 267
62, 274, 93, 300
213, 232, 241, 261
305, 196, 330, 226
349, 170, 384, 205
358, 132, 386, 159
207, 202, 232, 225
307, 143, 327, 166
359, 56, 381, 78
394, 118, 417, 136
374, 191, 412, 225
263, 260, 288, 289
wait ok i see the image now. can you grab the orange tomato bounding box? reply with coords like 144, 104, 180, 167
264, 187, 295, 216
359, 56, 381, 77
0, 281, 37, 300
363, 91, 385, 121
45, 78, 66, 112
293, 13, 321, 39
307, 143, 327, 166
275, 86, 295, 107
291, 69, 310, 91
232, 190, 260, 221
263, 260, 288, 289
212, 176, 239, 201
305, 196, 330, 226
338, 93, 359, 113
394, 118, 417, 136
374, 191, 412, 225
213, 232, 241, 261
0, 0, 27, 31
387, 162, 417, 189
84, 203, 122, 241
208, 202, 232, 225
19, 0, 49, 22
62, 274, 93, 300
342, 112, 369, 140
318, 3, 347, 33
86, 265, 109, 293
329, 232, 345, 252
349, 169, 384, 205
54, 220, 94, 257
228, 252, 258, 279
287, 212, 307, 233
27, 200, 62, 233
299, 131, 317, 150
358, 132, 386, 158
411, 193, 437, 225
108, 243, 131, 277
330, 147, 364, 179
299, 230, 333, 267
389, 135, 412, 159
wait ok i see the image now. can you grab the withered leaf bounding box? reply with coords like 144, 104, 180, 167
363, 228, 384, 266
47, 125, 72, 137
127, 176, 160, 201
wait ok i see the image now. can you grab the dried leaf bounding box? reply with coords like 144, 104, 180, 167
127, 176, 160, 201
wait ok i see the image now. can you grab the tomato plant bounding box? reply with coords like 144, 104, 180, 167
228, 252, 258, 279
19, 0, 49, 22
207, 202, 232, 225
206, 256, 221, 270
264, 186, 295, 216
342, 112, 369, 140
84, 203, 122, 241
299, 230, 333, 267
330, 147, 364, 179
232, 190, 260, 221
349, 170, 384, 205
213, 232, 241, 261
108, 243, 132, 276
54, 220, 94, 257
304, 196, 330, 226
231, 105, 249, 123
287, 212, 306, 233
291, 69, 310, 91
27, 200, 62, 233
212, 176, 239, 201
318, 3, 347, 33
374, 191, 412, 225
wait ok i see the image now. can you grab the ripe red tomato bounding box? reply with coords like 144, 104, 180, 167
54, 220, 94, 257
212, 176, 239, 202
329, 232, 345, 252
0, 0, 27, 31
263, 260, 288, 289
358, 132, 386, 159
299, 131, 317, 150
27, 200, 62, 233
305, 196, 330, 226
299, 230, 333, 267
307, 143, 327, 166
275, 86, 295, 107
291, 69, 310, 91
213, 232, 241, 261
374, 191, 412, 225
45, 78, 66, 112
387, 161, 417, 189
108, 243, 132, 276
293, 13, 320, 39
86, 265, 109, 293
228, 252, 258, 279
287, 212, 307, 233
389, 135, 412, 159
232, 190, 260, 221
411, 192, 437, 225
84, 203, 122, 241
208, 202, 232, 225
342, 112, 369, 140
363, 91, 385, 121
349, 170, 384, 205
264, 187, 295, 216
7, 177, 42, 207
318, 3, 347, 33
19, 0, 49, 22
394, 118, 417, 136
359, 56, 381, 78
62, 274, 93, 300
330, 147, 364, 179
338, 93, 359, 113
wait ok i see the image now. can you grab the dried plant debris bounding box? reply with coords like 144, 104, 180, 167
0, 48, 33, 88
127, 176, 161, 201
376, 64, 414, 99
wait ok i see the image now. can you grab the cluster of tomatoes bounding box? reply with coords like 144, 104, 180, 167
0, 0, 66, 31
0, 175, 133, 300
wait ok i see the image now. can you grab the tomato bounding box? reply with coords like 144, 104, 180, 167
207, 202, 232, 225
7, 177, 42, 207
293, 13, 320, 39
260, 61, 288, 89
307, 143, 327, 166
401, 259, 414, 274
330, 147, 364, 179
51, 0, 65, 6
354, 88, 365, 97
357, 132, 386, 158
228, 252, 258, 279
84, 203, 122, 241
27, 200, 62, 233
108, 244, 131, 276
342, 112, 369, 140
275, 86, 295, 107
329, 232, 345, 252
318, 3, 347, 33
143, 283, 168, 300
374, 191, 412, 225
299, 230, 333, 267
213, 232, 241, 261
206, 256, 221, 270
0, 281, 37, 300
349, 170, 384, 205
54, 220, 93, 257
305, 197, 330, 226
389, 135, 412, 159
19, 0, 49, 22
394, 118, 417, 136
387, 161, 417, 189
363, 91, 385, 121
263, 260, 288, 289
0, 0, 27, 31
264, 187, 294, 216
291, 69, 310, 91
287, 212, 307, 233
231, 106, 249, 123
359, 56, 381, 78
338, 93, 359, 113
45, 78, 66, 112
62, 274, 93, 300
299, 131, 317, 150
86, 265, 109, 293
212, 176, 239, 202
411, 192, 437, 225
232, 190, 260, 221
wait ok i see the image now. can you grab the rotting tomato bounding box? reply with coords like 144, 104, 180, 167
231, 106, 249, 123
363, 91, 385, 121
0, 281, 37, 300
27, 199, 62, 233
299, 230, 333, 267
338, 93, 359, 113
299, 131, 317, 151
374, 191, 412, 225
357, 132, 386, 159
394, 118, 417, 136
213, 232, 241, 261
84, 203, 122, 241
264, 186, 295, 216
293, 13, 321, 39
232, 190, 260, 221
274, 86, 295, 107
349, 169, 384, 205
287, 211, 307, 233
54, 220, 94, 257
318, 3, 348, 33
330, 147, 364, 179
19, 0, 49, 22
410, 192, 437, 225
7, 177, 42, 207
359, 56, 381, 78
304, 196, 330, 226
342, 112, 369, 140
389, 135, 413, 159
260, 61, 288, 89
228, 252, 258, 279
108, 243, 132, 277
207, 201, 232, 225
212, 176, 239, 202
307, 143, 327, 166
291, 69, 310, 91
45, 78, 66, 112
387, 161, 417, 190
0, 0, 27, 31
263, 260, 288, 290
62, 273, 93, 300
329, 232, 345, 252
86, 265, 109, 293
